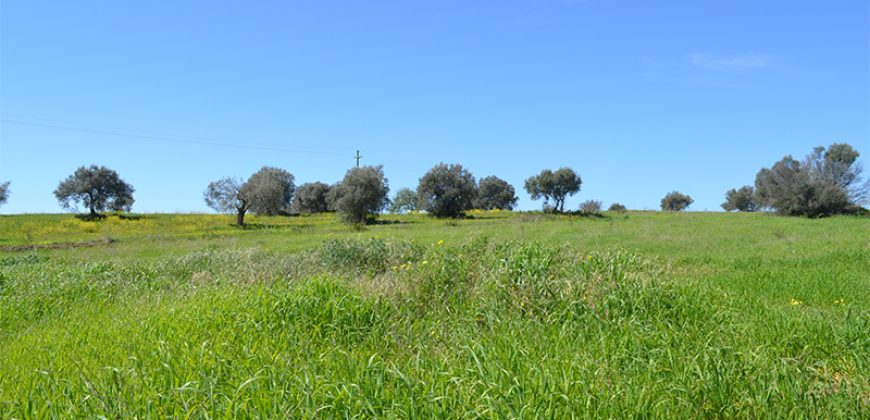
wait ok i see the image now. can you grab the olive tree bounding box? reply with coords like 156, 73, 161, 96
754, 158, 800, 212
204, 177, 252, 226
389, 187, 418, 214
722, 185, 757, 212
753, 143, 866, 217
325, 182, 340, 212
204, 166, 295, 225
54, 165, 135, 216
330, 165, 390, 224
292, 182, 331, 214
524, 168, 581, 213
416, 163, 476, 218
474, 176, 518, 210
754, 158, 849, 217
0, 181, 9, 208
806, 143, 868, 204
245, 166, 295, 215
815, 144, 861, 190
660, 191, 693, 211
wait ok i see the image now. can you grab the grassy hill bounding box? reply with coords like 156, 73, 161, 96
1, 211, 868, 417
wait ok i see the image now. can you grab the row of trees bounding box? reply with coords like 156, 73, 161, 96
7, 142, 862, 220
200, 163, 693, 225
203, 166, 388, 225
203, 163, 520, 225
391, 166, 586, 216
200, 164, 598, 225
0, 164, 689, 220
0, 164, 579, 222
721, 143, 868, 217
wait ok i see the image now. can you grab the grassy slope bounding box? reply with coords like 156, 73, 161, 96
0, 211, 868, 417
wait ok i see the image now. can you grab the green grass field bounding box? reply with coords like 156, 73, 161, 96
1, 211, 868, 417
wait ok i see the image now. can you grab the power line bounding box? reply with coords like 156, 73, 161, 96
0, 111, 348, 153
0, 113, 348, 156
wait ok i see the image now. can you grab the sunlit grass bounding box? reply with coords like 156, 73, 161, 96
0, 211, 868, 417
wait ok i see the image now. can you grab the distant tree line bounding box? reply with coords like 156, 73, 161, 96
200, 163, 584, 224
19, 142, 865, 222
0, 163, 714, 220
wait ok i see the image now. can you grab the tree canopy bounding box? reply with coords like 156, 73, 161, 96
389, 188, 418, 214
330, 165, 390, 224
416, 163, 476, 218
245, 166, 295, 215
54, 165, 135, 215
660, 191, 693, 211
292, 182, 332, 214
722, 186, 757, 212
474, 176, 518, 210
754, 143, 866, 217
524, 168, 581, 213
204, 166, 294, 225
204, 177, 251, 225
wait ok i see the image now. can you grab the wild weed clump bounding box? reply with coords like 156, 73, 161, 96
318, 238, 423, 275
317, 238, 685, 327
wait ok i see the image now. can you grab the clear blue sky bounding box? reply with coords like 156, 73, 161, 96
1, 0, 868, 214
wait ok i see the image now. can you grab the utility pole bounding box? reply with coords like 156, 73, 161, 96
354, 150, 362, 167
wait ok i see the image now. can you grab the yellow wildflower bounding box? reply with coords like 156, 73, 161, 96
437, 239, 444, 245
790, 299, 803, 306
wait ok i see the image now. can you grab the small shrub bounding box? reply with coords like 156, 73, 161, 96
579, 200, 602, 215
608, 203, 627, 212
